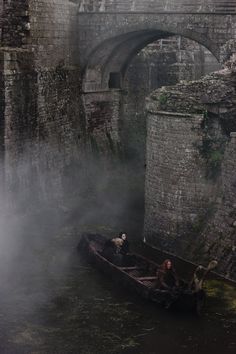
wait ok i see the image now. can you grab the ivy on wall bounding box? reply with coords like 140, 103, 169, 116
197, 111, 228, 180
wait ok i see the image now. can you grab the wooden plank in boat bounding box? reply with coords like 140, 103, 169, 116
136, 276, 157, 281
119, 266, 143, 271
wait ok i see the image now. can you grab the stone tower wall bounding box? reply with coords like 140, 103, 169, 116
1, 0, 84, 207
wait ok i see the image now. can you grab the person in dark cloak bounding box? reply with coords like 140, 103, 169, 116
118, 232, 130, 255
156, 259, 179, 290
118, 232, 136, 266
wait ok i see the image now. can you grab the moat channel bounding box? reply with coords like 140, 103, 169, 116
0, 227, 235, 354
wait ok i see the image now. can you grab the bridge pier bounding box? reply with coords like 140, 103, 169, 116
82, 89, 122, 153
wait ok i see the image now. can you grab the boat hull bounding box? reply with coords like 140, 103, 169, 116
78, 233, 206, 314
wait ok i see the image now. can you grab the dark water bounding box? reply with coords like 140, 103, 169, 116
0, 237, 235, 354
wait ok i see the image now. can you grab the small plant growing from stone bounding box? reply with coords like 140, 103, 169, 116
158, 92, 168, 107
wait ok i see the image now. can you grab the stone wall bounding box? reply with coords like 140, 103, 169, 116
144, 110, 218, 252
29, 0, 79, 68
78, 0, 236, 13
1, 0, 83, 209
0, 0, 30, 47
2, 50, 83, 207
83, 91, 121, 152
144, 66, 236, 279
119, 37, 220, 229
0, 0, 141, 236
1, 0, 236, 278
122, 37, 220, 165
198, 133, 236, 279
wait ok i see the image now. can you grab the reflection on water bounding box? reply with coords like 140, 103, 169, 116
0, 243, 236, 354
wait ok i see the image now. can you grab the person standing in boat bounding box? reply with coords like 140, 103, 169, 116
156, 259, 179, 290
119, 232, 136, 266
118, 232, 130, 255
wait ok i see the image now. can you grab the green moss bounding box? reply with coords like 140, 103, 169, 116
106, 131, 116, 154
90, 135, 100, 155
158, 93, 168, 107
205, 280, 236, 314
209, 150, 223, 163
190, 204, 216, 242
196, 112, 228, 180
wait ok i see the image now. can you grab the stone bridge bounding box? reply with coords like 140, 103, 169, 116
78, 0, 236, 91
77, 1, 236, 277
1, 0, 236, 278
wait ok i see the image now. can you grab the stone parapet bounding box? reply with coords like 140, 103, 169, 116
78, 0, 236, 13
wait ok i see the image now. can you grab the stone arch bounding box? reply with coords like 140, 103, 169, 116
83, 27, 220, 91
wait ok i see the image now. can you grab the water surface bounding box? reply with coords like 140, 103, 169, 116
0, 236, 235, 354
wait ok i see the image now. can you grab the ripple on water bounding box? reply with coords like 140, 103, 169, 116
1, 251, 236, 353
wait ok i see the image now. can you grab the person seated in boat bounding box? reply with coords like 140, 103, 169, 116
156, 259, 179, 291
101, 237, 124, 266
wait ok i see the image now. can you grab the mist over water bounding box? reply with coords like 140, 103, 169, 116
0, 144, 144, 316
0, 147, 235, 354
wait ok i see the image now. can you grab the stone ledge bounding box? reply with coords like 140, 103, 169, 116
78, 12, 236, 15
0, 47, 30, 52
147, 110, 203, 118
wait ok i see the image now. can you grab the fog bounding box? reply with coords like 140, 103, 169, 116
0, 145, 144, 318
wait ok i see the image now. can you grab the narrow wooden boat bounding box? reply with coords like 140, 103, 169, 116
78, 233, 207, 314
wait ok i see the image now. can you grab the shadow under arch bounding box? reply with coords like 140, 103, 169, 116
82, 27, 220, 91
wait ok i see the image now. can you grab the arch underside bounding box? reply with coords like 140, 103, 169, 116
82, 26, 220, 91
